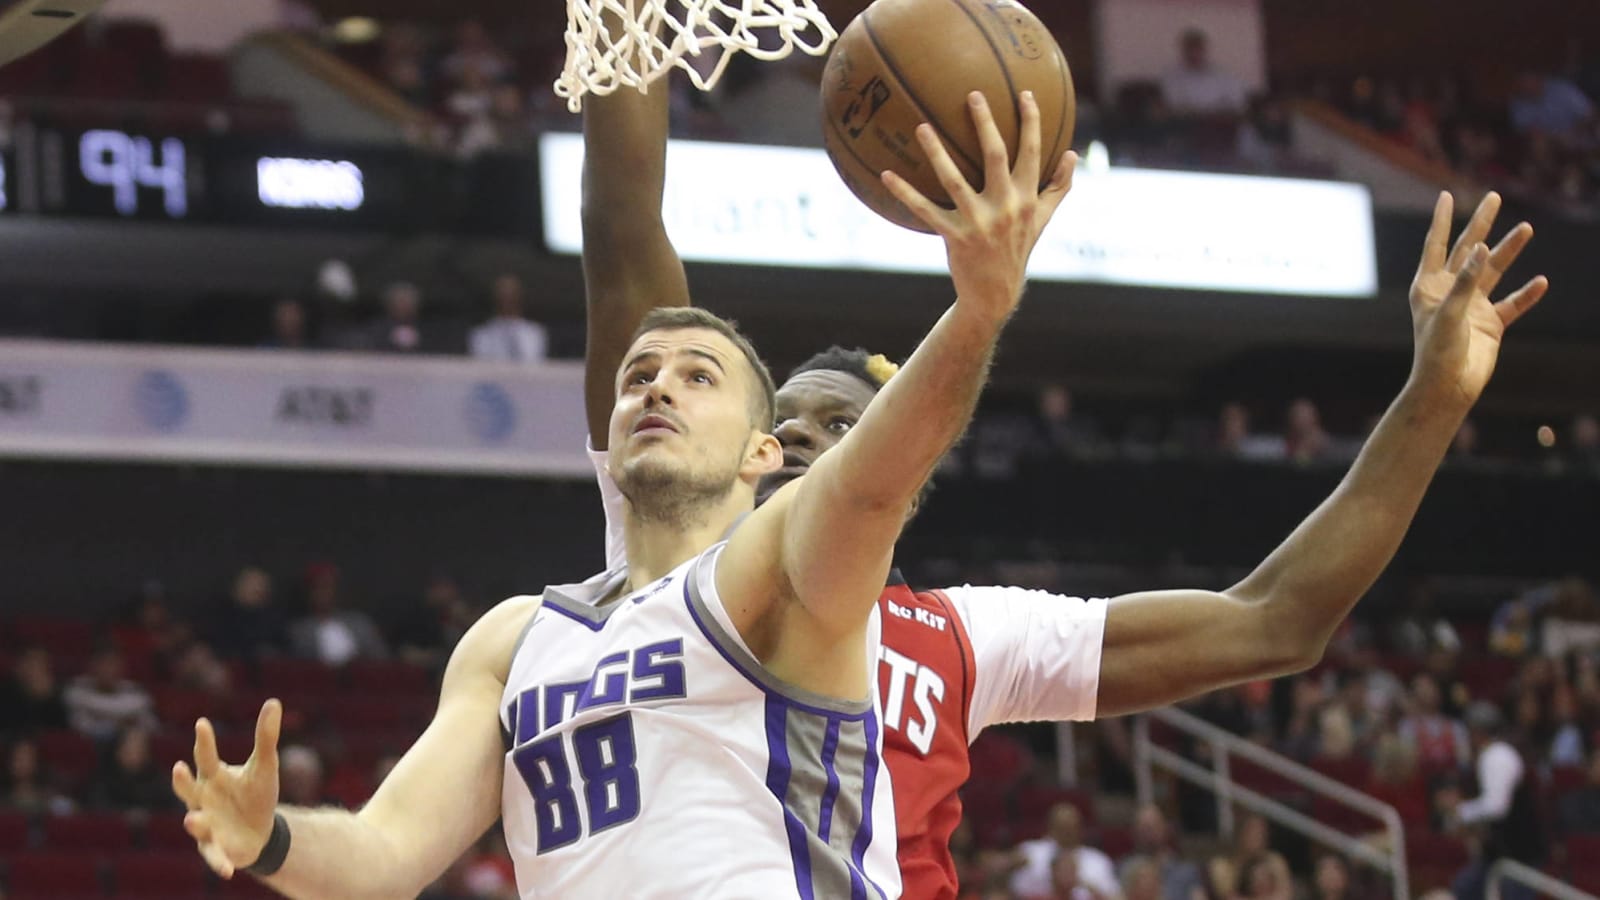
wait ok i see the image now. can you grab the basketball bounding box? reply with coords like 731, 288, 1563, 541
819, 0, 1076, 232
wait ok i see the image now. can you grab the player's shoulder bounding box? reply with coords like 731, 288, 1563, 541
455, 594, 544, 685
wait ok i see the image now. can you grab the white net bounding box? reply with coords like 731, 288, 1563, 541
557, 0, 837, 113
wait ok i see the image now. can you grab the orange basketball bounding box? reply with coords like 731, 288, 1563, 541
820, 0, 1076, 232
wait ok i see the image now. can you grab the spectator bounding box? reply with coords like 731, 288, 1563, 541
208, 565, 287, 661
1215, 402, 1288, 461
1222, 813, 1286, 871
1277, 676, 1325, 761
262, 298, 311, 349
1284, 397, 1332, 463
447, 61, 498, 153
63, 645, 157, 742
1214, 401, 1250, 458
1120, 804, 1205, 900
354, 282, 429, 354
1398, 673, 1471, 773
1, 738, 71, 815
1489, 584, 1556, 658
1318, 671, 1376, 759
1236, 95, 1294, 170
1399, 79, 1448, 162
1159, 29, 1247, 117
280, 744, 328, 806
1368, 732, 1428, 822
1539, 577, 1600, 659
1349, 642, 1407, 719
88, 727, 172, 811
459, 83, 534, 156
395, 573, 475, 670
1449, 418, 1481, 462
170, 640, 233, 698
970, 408, 1039, 480
0, 647, 68, 736
1010, 803, 1122, 899
1309, 855, 1354, 900
469, 274, 548, 364
1388, 580, 1463, 658
441, 19, 512, 86
379, 22, 431, 107
1559, 748, 1600, 833
1120, 856, 1163, 900
1444, 703, 1543, 900
116, 583, 189, 677
288, 563, 388, 666
1570, 413, 1600, 475
1548, 683, 1586, 766
1034, 385, 1102, 459
1508, 71, 1595, 143
1206, 857, 1238, 900
1045, 850, 1114, 900
1234, 854, 1292, 900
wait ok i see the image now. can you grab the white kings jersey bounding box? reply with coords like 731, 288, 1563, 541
498, 544, 901, 899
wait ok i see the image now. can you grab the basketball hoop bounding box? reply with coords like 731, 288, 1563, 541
557, 0, 836, 113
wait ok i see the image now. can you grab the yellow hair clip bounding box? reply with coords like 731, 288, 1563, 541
864, 353, 900, 386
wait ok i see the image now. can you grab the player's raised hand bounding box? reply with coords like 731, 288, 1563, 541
170, 699, 283, 879
882, 90, 1075, 324
1408, 191, 1548, 411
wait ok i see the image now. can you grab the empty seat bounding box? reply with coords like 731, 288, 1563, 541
346, 659, 432, 695
10, 617, 95, 655
324, 696, 430, 733
44, 811, 133, 851
142, 811, 194, 850
112, 851, 209, 896
1310, 755, 1371, 787
164, 53, 232, 103
0, 809, 31, 851
34, 729, 100, 787
216, 875, 284, 898
7, 850, 105, 896
1405, 830, 1470, 870
259, 658, 341, 694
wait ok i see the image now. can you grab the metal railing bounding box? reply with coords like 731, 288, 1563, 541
1133, 706, 1411, 900
1488, 859, 1599, 900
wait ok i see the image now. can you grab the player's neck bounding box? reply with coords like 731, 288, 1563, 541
621, 494, 747, 588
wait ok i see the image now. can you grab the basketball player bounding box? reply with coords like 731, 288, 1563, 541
582, 71, 1549, 898
168, 86, 1074, 900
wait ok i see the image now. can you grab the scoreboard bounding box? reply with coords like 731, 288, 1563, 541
0, 124, 541, 235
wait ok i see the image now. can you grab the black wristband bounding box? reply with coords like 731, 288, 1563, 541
245, 812, 292, 877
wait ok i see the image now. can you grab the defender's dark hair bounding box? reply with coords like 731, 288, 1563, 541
789, 346, 899, 392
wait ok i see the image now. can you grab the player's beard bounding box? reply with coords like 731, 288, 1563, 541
617, 441, 746, 529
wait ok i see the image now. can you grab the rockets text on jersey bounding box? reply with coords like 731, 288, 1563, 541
876, 572, 977, 900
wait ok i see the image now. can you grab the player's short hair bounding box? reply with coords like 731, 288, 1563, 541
633, 308, 776, 430
789, 346, 900, 392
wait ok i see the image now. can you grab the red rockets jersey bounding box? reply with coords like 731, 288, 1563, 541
877, 572, 975, 900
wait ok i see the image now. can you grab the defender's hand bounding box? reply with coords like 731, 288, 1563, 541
171, 699, 284, 878
883, 90, 1076, 326
1408, 191, 1548, 411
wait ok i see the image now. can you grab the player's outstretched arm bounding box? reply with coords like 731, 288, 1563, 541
1095, 191, 1548, 718
722, 92, 1075, 638
581, 34, 689, 449
170, 597, 535, 899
